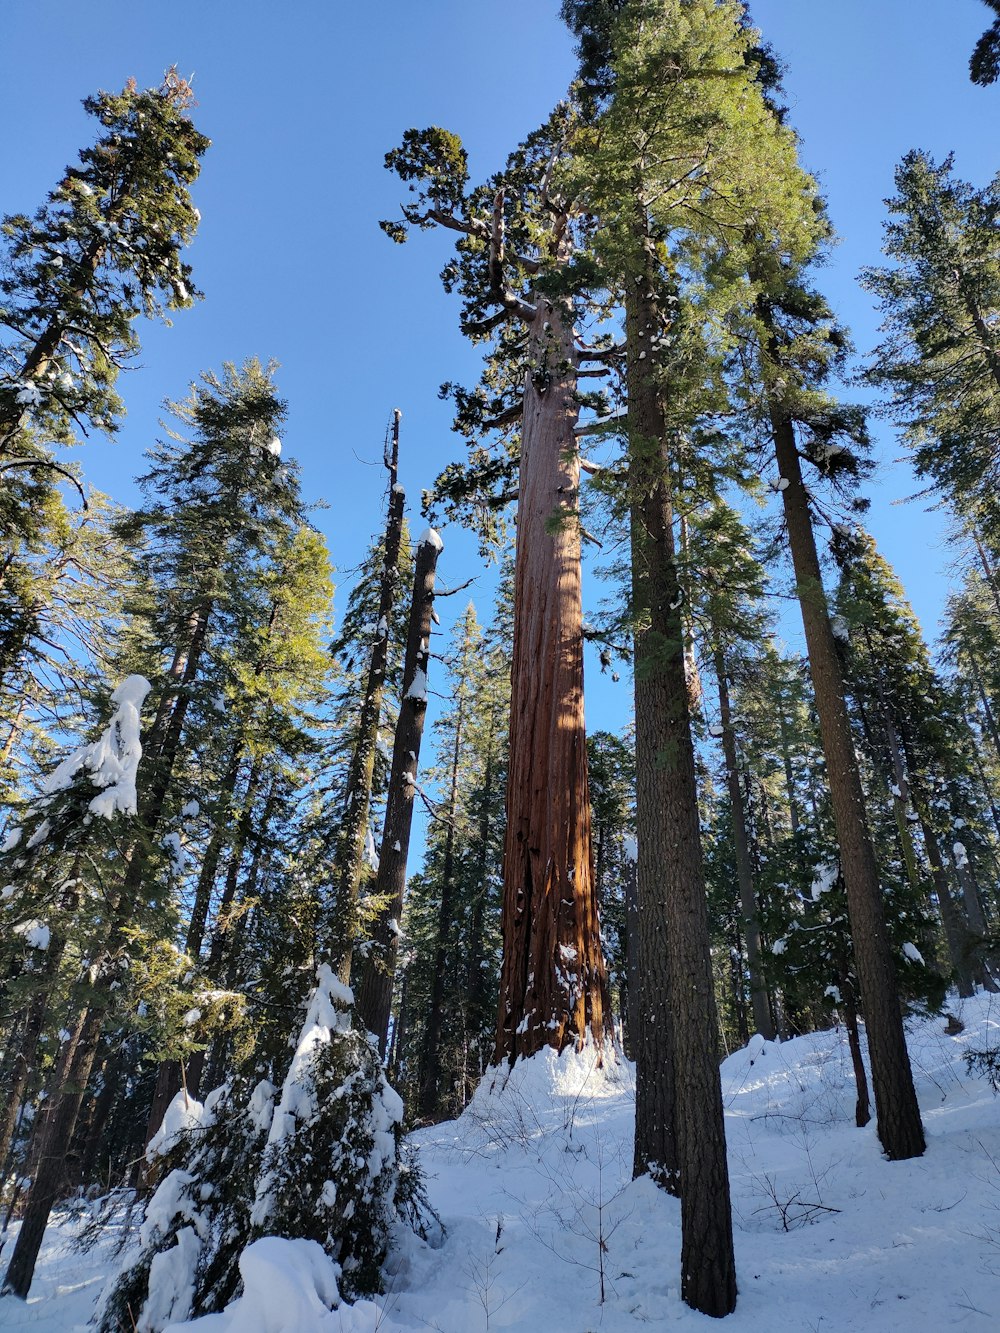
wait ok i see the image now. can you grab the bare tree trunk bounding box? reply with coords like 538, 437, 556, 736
494, 290, 611, 1063
625, 264, 735, 1316
185, 739, 244, 957
355, 528, 441, 1049
841, 978, 871, 1128
714, 645, 774, 1040
764, 359, 924, 1161
622, 852, 640, 1061
2, 1006, 102, 1297
332, 411, 406, 982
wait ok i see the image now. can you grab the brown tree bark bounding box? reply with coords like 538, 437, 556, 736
764, 348, 925, 1161
355, 528, 441, 1050
2, 1005, 102, 1297
625, 266, 736, 1315
841, 977, 872, 1128
493, 290, 611, 1064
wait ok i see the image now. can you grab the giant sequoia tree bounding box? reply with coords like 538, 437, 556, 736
383, 114, 612, 1063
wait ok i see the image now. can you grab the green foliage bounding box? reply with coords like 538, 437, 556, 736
395, 603, 507, 1119
0, 72, 207, 460
864, 151, 1000, 542
98, 968, 432, 1329
971, 1, 1000, 84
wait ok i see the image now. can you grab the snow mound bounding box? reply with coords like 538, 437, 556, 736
165, 1237, 341, 1332
474, 1042, 627, 1112
432, 1041, 631, 1163
146, 1090, 210, 1163
16, 998, 1000, 1333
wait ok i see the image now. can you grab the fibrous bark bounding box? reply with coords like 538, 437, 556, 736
625, 269, 736, 1316
494, 294, 611, 1064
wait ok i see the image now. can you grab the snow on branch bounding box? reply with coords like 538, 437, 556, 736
40, 674, 151, 818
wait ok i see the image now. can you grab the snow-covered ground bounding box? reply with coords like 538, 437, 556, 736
4, 993, 1000, 1332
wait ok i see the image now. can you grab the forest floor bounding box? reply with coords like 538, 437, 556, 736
3, 992, 1000, 1332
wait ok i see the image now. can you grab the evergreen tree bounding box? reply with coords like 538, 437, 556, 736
1, 358, 309, 1298
0, 72, 207, 518
586, 729, 636, 1044
864, 152, 1000, 544
396, 602, 508, 1120
97, 966, 432, 1331
971, 1, 1000, 84
384, 109, 612, 1063
559, 0, 815, 1313
833, 528, 995, 992
744, 234, 927, 1161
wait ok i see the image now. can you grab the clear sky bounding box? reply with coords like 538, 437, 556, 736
1, 1, 995, 742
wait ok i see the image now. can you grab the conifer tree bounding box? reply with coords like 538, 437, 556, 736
0, 490, 134, 792
2, 359, 306, 1298
0, 72, 207, 520
383, 113, 612, 1062
694, 501, 777, 1041
559, 0, 816, 1313
586, 729, 636, 1042
97, 966, 432, 1331
833, 529, 996, 991
745, 240, 927, 1161
396, 602, 508, 1120
327, 412, 407, 983
971, 1, 1000, 84
864, 152, 1000, 544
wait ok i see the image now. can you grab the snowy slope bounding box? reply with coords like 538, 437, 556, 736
3, 994, 1000, 1332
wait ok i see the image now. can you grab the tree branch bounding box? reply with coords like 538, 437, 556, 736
0, 457, 88, 509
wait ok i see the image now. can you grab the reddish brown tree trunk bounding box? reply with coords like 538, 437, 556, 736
493, 294, 610, 1064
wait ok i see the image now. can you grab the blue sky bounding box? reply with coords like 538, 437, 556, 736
1, 1, 995, 743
